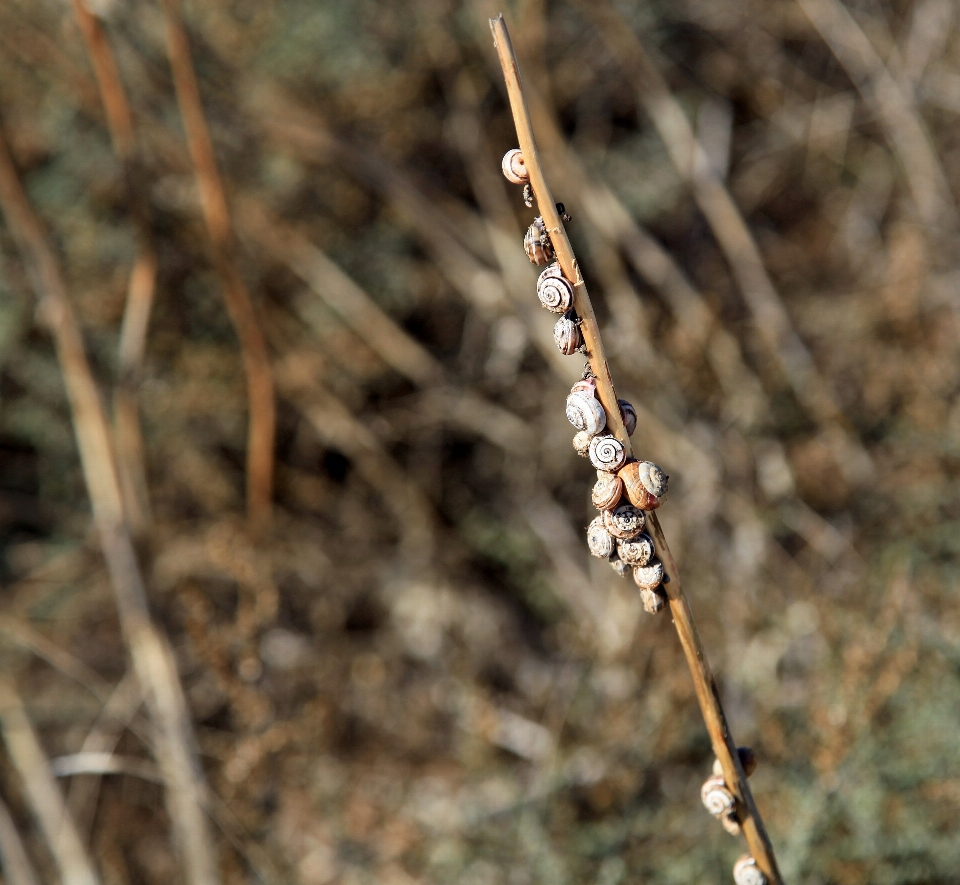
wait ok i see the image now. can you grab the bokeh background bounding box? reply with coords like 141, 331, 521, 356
1, 0, 959, 882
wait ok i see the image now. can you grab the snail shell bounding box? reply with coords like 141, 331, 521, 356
701, 775, 736, 817
721, 814, 743, 836
638, 586, 666, 613
618, 460, 668, 510
713, 747, 758, 779
524, 217, 554, 265
537, 267, 574, 312
632, 558, 664, 590
609, 556, 630, 577
573, 431, 593, 457
591, 472, 623, 511
587, 516, 615, 559
501, 148, 529, 184
566, 392, 606, 435
617, 533, 654, 566
603, 504, 645, 540
571, 376, 596, 396
733, 856, 767, 885
589, 434, 626, 472
553, 316, 582, 354
618, 399, 637, 436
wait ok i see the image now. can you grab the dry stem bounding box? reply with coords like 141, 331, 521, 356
490, 15, 784, 883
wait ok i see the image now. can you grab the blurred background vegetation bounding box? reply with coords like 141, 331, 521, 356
1, 0, 959, 882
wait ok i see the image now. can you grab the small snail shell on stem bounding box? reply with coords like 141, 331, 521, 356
603, 504, 645, 540
571, 376, 596, 396
591, 472, 623, 510
617, 533, 654, 566
553, 316, 582, 354
566, 392, 606, 435
733, 856, 767, 885
537, 266, 574, 312
714, 747, 758, 779
573, 431, 593, 457
638, 587, 666, 613
587, 516, 615, 559
524, 217, 554, 265
618, 460, 668, 510
618, 399, 637, 436
589, 434, 626, 472
701, 774, 736, 818
632, 558, 664, 590
501, 148, 529, 184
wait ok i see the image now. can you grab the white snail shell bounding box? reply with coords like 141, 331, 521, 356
589, 434, 626, 472
610, 557, 630, 577
573, 431, 593, 457
632, 558, 664, 590
538, 267, 574, 312
701, 775, 736, 817
618, 460, 667, 511
617, 533, 654, 566
733, 856, 767, 885
501, 148, 529, 184
591, 473, 623, 511
553, 316, 582, 354
603, 504, 645, 539
618, 399, 637, 436
587, 516, 615, 559
636, 461, 668, 497
721, 815, 743, 836
566, 392, 606, 435
571, 376, 596, 396
524, 217, 554, 265
638, 586, 666, 613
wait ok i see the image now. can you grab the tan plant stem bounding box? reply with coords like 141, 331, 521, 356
490, 15, 784, 883
0, 129, 220, 885
0, 793, 41, 885
158, 0, 275, 534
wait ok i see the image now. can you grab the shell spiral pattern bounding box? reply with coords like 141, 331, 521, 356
538, 271, 574, 313
501, 148, 529, 184
524, 217, 554, 265
604, 504, 645, 539
591, 473, 623, 510
566, 392, 606, 435
587, 516, 615, 559
553, 316, 582, 354
617, 533, 654, 566
701, 775, 735, 816
632, 558, 664, 589
618, 399, 637, 436
733, 856, 767, 885
589, 434, 626, 472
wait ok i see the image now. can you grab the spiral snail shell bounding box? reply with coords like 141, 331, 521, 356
603, 504, 645, 540
587, 516, 615, 559
617, 533, 654, 566
573, 431, 593, 457
701, 775, 736, 817
591, 472, 623, 511
553, 316, 582, 354
619, 460, 668, 510
638, 586, 666, 613
524, 217, 554, 265
733, 856, 767, 885
501, 148, 529, 184
538, 266, 574, 313
589, 434, 626, 472
618, 399, 637, 436
566, 392, 606, 436
632, 558, 664, 590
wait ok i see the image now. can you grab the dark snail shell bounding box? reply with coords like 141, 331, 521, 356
587, 516, 615, 559
501, 148, 529, 184
538, 266, 574, 312
618, 399, 637, 436
591, 472, 623, 511
524, 217, 554, 265
733, 856, 767, 885
589, 434, 626, 472
603, 504, 645, 540
553, 316, 582, 354
713, 747, 758, 779
617, 533, 654, 566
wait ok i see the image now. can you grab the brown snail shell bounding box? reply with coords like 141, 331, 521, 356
733, 856, 767, 885
537, 266, 574, 312
618, 399, 637, 436
632, 558, 664, 590
566, 392, 606, 435
553, 316, 582, 354
524, 217, 554, 265
701, 774, 736, 817
617, 533, 654, 566
589, 434, 626, 472
573, 431, 593, 457
591, 473, 623, 511
638, 586, 666, 613
501, 148, 529, 184
587, 516, 615, 559
618, 460, 668, 510
603, 504, 645, 540
713, 747, 758, 779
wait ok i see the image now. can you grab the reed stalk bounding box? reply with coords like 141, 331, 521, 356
490, 15, 784, 883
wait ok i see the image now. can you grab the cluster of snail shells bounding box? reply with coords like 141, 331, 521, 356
701, 748, 758, 838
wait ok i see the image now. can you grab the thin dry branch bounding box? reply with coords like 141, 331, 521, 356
157, 0, 275, 534
490, 15, 784, 883
0, 129, 220, 885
